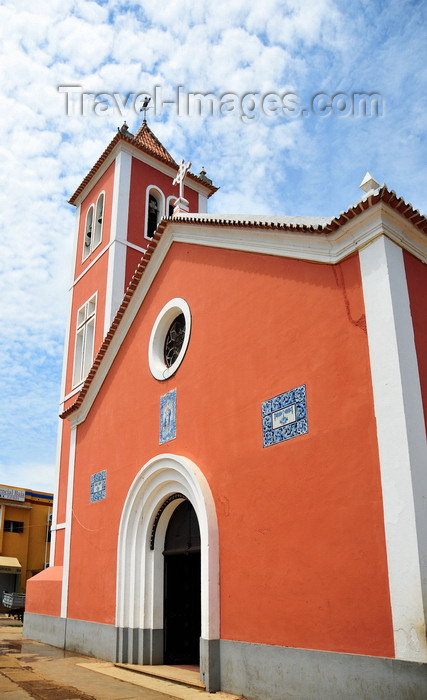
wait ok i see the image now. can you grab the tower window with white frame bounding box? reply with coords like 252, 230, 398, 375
167, 196, 177, 217
73, 294, 97, 386
146, 187, 164, 239
93, 192, 104, 247
83, 206, 94, 258
83, 192, 105, 259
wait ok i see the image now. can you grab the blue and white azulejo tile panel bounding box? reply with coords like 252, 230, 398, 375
90, 469, 106, 502
262, 384, 308, 447
160, 388, 177, 444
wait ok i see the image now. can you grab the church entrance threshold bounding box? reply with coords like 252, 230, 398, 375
163, 500, 201, 665
115, 662, 204, 689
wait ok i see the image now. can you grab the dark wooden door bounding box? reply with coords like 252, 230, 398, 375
163, 500, 201, 664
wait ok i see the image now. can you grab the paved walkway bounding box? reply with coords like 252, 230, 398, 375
0, 619, 242, 700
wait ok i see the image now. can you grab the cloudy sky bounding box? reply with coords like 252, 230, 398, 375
0, 0, 426, 493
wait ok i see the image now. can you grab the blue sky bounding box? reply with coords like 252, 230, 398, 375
0, 0, 426, 493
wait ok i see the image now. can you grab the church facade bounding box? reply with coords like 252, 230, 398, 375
24, 121, 427, 700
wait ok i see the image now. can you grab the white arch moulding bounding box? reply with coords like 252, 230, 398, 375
144, 185, 165, 240
116, 453, 220, 690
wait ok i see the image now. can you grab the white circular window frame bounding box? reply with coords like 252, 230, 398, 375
148, 298, 191, 380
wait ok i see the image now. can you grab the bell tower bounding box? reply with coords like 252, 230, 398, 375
49, 122, 216, 583
62, 120, 217, 404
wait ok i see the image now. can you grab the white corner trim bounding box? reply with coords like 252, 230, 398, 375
61, 426, 77, 618
360, 235, 427, 662
50, 416, 64, 566
198, 192, 208, 213
104, 151, 132, 333
116, 453, 220, 640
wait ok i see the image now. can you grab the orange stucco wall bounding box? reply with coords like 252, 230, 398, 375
404, 250, 427, 435
52, 528, 65, 569
25, 566, 63, 617
65, 242, 393, 656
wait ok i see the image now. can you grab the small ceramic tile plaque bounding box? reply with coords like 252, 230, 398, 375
160, 388, 177, 444
90, 469, 106, 502
262, 385, 308, 447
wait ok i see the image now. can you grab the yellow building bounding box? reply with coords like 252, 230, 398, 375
0, 484, 53, 595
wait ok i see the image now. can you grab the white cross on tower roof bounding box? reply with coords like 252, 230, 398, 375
173, 158, 192, 199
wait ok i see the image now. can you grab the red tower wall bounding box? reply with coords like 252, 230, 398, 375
125, 157, 200, 284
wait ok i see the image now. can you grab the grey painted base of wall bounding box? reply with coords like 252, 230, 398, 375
23, 615, 427, 700
220, 639, 427, 700
24, 615, 219, 692
23, 612, 66, 650
23, 613, 117, 662
116, 626, 163, 665
200, 638, 220, 692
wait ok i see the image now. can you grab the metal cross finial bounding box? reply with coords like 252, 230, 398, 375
140, 96, 151, 122
173, 158, 192, 199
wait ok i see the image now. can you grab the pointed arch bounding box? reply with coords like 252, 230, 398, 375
116, 454, 220, 671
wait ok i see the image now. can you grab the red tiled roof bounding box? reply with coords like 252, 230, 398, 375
133, 121, 177, 166
60, 186, 427, 419
169, 186, 427, 236
323, 186, 427, 235
68, 122, 217, 205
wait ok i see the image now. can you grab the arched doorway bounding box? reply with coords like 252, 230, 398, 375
163, 500, 201, 664
116, 454, 220, 691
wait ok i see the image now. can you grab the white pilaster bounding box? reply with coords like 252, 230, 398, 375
360, 234, 427, 661
198, 192, 208, 213
104, 151, 132, 334
61, 426, 77, 618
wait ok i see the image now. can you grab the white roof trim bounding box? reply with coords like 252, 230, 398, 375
174, 212, 332, 227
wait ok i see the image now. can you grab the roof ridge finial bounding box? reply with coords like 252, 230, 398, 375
118, 121, 133, 137
360, 171, 380, 194
140, 96, 151, 124
199, 166, 212, 185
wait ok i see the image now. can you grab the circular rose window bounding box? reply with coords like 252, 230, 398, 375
148, 299, 191, 380
164, 313, 186, 367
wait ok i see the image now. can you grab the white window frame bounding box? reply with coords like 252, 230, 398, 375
82, 191, 105, 260
83, 205, 94, 260
148, 298, 191, 380
145, 186, 165, 240
166, 195, 177, 217
72, 293, 97, 387
93, 192, 105, 248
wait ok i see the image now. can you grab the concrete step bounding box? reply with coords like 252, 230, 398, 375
115, 663, 205, 688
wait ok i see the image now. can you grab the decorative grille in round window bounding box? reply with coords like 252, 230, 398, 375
148, 299, 191, 380
164, 313, 186, 367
